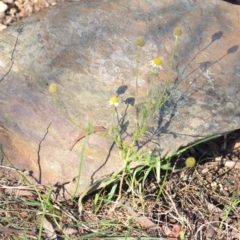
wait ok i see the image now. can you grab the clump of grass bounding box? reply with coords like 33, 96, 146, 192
220, 195, 240, 230
95, 28, 185, 209
95, 26, 226, 216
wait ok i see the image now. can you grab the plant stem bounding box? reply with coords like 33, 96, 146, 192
71, 133, 88, 201
170, 36, 178, 75
135, 47, 142, 139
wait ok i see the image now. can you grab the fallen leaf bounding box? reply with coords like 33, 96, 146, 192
169, 224, 181, 238
126, 205, 157, 229
205, 225, 217, 240
36, 216, 57, 240
214, 158, 240, 169
200, 192, 223, 214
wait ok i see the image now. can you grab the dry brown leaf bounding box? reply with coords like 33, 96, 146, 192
205, 225, 217, 240
214, 158, 240, 169
114, 201, 158, 230
200, 192, 223, 214
63, 226, 78, 236
162, 224, 172, 236
134, 216, 158, 229
126, 205, 157, 229
231, 229, 240, 239
43, 217, 57, 239
169, 224, 181, 238
15, 189, 36, 197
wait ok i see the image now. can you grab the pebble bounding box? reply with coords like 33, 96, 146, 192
0, 23, 6, 31
0, 11, 5, 18
2, 0, 13, 4
0, 1, 7, 13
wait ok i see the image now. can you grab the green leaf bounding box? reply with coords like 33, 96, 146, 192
160, 162, 172, 170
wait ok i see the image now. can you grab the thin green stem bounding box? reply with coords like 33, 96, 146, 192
112, 106, 123, 148
117, 145, 133, 202
53, 94, 82, 128
156, 169, 168, 201
167, 35, 178, 85
71, 133, 88, 201
135, 47, 142, 139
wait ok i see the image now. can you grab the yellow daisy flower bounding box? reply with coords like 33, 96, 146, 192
151, 57, 163, 69
109, 96, 119, 107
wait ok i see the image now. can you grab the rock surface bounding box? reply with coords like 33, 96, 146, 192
0, 0, 239, 198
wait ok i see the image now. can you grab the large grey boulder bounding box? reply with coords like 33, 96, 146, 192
0, 0, 239, 198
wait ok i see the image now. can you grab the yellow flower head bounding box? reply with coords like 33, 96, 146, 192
48, 83, 58, 94
174, 27, 182, 37
109, 96, 119, 107
185, 157, 196, 168
136, 37, 145, 47
151, 57, 163, 69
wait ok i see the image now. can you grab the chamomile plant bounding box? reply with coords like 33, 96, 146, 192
102, 27, 184, 205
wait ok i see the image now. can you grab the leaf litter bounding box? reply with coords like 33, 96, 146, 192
0, 129, 239, 239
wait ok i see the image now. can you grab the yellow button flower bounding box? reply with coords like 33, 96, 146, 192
136, 37, 145, 47
48, 83, 58, 94
174, 27, 182, 37
185, 157, 196, 168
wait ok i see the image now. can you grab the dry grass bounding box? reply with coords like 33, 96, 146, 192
0, 130, 240, 239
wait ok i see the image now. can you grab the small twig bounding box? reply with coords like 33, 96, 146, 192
222, 133, 228, 150
0, 226, 34, 236
164, 189, 192, 232
69, 126, 107, 151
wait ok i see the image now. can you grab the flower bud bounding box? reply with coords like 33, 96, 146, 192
174, 27, 182, 37
49, 83, 58, 94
